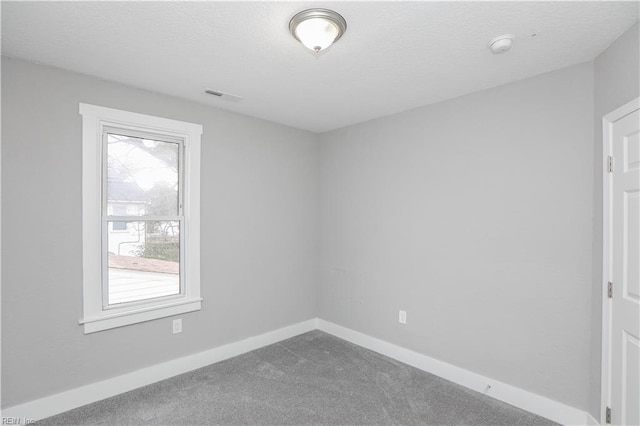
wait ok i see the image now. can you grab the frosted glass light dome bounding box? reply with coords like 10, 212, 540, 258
289, 9, 347, 53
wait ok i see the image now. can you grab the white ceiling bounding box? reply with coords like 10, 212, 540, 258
2, 1, 638, 133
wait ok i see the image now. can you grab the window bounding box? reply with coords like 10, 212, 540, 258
80, 104, 202, 333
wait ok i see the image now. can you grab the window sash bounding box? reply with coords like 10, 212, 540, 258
101, 218, 185, 310
102, 127, 185, 218
101, 128, 186, 309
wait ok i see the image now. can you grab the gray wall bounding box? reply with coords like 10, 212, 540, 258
589, 21, 640, 419
318, 63, 594, 410
1, 57, 320, 408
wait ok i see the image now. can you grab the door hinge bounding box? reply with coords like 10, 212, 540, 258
608, 281, 613, 298
606, 406, 611, 424
607, 156, 614, 173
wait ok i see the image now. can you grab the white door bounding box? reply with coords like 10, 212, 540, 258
609, 102, 640, 426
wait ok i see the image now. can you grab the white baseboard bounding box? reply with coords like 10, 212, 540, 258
317, 319, 592, 426
2, 318, 596, 426
1, 318, 317, 421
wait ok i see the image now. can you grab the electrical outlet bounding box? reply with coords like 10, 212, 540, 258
172, 319, 182, 334
398, 310, 407, 324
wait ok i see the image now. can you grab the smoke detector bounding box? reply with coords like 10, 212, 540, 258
489, 34, 514, 54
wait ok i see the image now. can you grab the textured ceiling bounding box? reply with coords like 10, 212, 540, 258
2, 1, 638, 133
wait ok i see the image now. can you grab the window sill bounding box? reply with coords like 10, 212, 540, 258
79, 298, 202, 334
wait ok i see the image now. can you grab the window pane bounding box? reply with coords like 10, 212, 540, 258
107, 220, 180, 305
107, 133, 179, 217
111, 204, 128, 230
112, 221, 127, 231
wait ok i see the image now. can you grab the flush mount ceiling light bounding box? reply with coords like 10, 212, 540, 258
289, 8, 347, 53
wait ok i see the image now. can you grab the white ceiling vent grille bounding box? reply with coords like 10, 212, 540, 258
204, 89, 243, 103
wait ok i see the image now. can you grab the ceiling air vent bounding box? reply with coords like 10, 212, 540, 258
204, 89, 243, 103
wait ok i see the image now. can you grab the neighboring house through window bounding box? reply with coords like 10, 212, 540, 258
80, 103, 202, 333
111, 203, 134, 232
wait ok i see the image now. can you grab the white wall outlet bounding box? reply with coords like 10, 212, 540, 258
172, 318, 182, 334
398, 310, 407, 324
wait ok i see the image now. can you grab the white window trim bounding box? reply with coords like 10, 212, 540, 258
79, 103, 202, 333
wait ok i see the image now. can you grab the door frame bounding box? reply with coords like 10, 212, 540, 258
600, 97, 640, 424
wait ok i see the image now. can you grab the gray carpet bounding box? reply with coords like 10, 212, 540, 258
39, 330, 557, 425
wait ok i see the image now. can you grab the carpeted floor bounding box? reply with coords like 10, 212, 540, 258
39, 330, 557, 425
